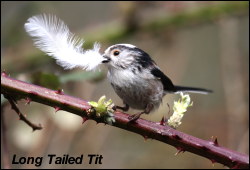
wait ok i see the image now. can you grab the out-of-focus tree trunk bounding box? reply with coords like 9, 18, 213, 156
219, 17, 249, 154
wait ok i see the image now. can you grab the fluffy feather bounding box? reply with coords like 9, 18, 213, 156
24, 14, 104, 71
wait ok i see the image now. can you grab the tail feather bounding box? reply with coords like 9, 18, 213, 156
174, 86, 213, 94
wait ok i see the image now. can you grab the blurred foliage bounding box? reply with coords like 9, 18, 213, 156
2, 2, 40, 47
30, 71, 105, 89
59, 71, 105, 84
2, 52, 53, 75
1, 1, 249, 169
84, 1, 249, 47
31, 72, 61, 90
146, 1, 249, 31
2, 2, 248, 73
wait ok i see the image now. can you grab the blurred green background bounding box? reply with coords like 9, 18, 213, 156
1, 1, 249, 169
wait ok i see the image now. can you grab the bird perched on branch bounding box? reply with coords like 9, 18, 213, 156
24, 14, 212, 122
102, 44, 212, 121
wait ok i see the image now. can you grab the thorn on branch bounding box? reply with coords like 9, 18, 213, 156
25, 97, 32, 105
175, 147, 186, 155
159, 116, 167, 126
156, 103, 170, 126
54, 106, 61, 113
142, 135, 148, 141
1, 71, 8, 77
55, 89, 64, 95
82, 117, 89, 124
210, 159, 217, 166
210, 136, 219, 146
213, 138, 219, 146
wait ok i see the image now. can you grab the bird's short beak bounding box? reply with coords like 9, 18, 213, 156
102, 55, 111, 63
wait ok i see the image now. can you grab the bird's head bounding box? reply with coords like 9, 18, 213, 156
102, 44, 148, 69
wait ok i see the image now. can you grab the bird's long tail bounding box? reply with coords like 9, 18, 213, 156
174, 86, 213, 94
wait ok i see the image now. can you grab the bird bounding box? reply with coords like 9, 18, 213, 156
24, 15, 212, 122
102, 44, 212, 122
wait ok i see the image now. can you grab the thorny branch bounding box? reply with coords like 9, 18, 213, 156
3, 94, 43, 131
1, 73, 249, 169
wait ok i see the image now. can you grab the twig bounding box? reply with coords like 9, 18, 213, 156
1, 73, 249, 169
3, 93, 43, 132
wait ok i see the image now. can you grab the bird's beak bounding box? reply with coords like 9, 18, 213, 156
102, 55, 111, 63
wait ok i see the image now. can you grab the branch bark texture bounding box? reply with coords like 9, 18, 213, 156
1, 73, 249, 169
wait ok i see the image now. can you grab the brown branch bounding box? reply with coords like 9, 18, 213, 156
3, 94, 43, 131
1, 73, 249, 169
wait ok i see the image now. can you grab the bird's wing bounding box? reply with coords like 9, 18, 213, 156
151, 68, 176, 92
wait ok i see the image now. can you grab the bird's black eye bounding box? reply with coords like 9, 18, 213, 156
113, 50, 120, 56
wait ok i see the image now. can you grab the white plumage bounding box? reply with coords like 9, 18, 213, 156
24, 14, 104, 71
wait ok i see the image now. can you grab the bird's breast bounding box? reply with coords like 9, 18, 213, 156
107, 68, 164, 111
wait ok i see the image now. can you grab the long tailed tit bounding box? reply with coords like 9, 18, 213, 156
24, 14, 212, 122
102, 44, 211, 121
